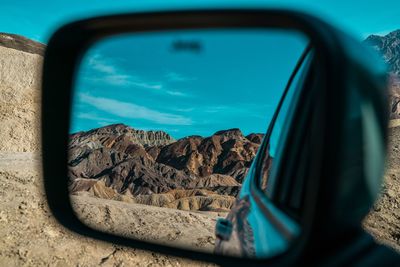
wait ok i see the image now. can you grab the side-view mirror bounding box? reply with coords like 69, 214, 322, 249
41, 9, 390, 266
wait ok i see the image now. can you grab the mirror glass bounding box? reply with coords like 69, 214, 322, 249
69, 28, 311, 258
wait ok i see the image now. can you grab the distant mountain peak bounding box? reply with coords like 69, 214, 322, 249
214, 128, 242, 135
364, 29, 400, 119
386, 29, 400, 38
364, 29, 400, 76
213, 128, 245, 142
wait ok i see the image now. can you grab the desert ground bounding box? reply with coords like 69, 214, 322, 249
0, 152, 218, 266
363, 122, 400, 252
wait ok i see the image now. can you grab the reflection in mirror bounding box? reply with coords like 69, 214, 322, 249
68, 29, 310, 258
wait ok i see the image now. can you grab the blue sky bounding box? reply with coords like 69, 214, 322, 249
1, 0, 399, 139
1, 0, 399, 43
71, 30, 307, 138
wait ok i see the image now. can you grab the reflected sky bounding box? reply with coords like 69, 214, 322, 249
71, 29, 308, 139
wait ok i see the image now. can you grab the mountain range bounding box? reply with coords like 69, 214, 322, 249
68, 124, 264, 211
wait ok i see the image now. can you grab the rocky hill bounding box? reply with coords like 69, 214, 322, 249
365, 30, 400, 119
68, 124, 264, 211
155, 128, 262, 182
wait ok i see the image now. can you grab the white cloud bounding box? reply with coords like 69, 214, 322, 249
203, 105, 228, 113
84, 54, 190, 97
104, 75, 133, 86
86, 54, 134, 86
87, 54, 162, 88
76, 112, 118, 127
76, 112, 116, 123
166, 90, 189, 97
202, 104, 273, 119
165, 71, 196, 82
131, 82, 163, 90
172, 107, 195, 112
88, 54, 116, 75
79, 93, 192, 125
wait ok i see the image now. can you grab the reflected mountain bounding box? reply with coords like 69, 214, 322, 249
68, 124, 264, 212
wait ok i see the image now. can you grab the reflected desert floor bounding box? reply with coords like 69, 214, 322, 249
71, 194, 227, 253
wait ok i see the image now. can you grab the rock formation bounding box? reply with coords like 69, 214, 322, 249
68, 124, 264, 210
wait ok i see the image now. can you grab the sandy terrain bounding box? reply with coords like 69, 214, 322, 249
363, 124, 400, 252
0, 152, 215, 266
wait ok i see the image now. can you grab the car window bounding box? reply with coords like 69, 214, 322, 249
259, 50, 313, 198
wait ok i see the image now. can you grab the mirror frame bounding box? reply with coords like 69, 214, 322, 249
42, 9, 387, 266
